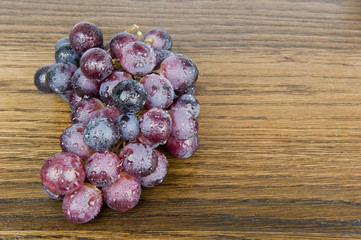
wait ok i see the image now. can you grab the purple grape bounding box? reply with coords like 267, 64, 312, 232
69, 21, 103, 55
154, 49, 174, 70
71, 98, 104, 124
169, 107, 198, 140
166, 134, 199, 159
112, 79, 147, 114
183, 85, 196, 95
131, 132, 160, 149
85, 152, 122, 187
67, 91, 82, 109
110, 32, 138, 60
80, 48, 113, 81
139, 73, 174, 109
34, 63, 55, 93
55, 43, 80, 66
102, 172, 141, 212
142, 28, 172, 51
171, 94, 200, 118
119, 142, 158, 178
46, 62, 77, 95
99, 70, 132, 106
95, 105, 120, 121
60, 123, 91, 160
40, 152, 86, 195
62, 183, 103, 224
140, 150, 168, 187
139, 107, 172, 145
71, 68, 100, 98
83, 117, 120, 153
116, 114, 140, 141
120, 41, 156, 76
160, 54, 198, 95
42, 183, 64, 200
55, 37, 70, 51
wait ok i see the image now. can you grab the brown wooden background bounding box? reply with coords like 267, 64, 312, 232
3, 0, 361, 239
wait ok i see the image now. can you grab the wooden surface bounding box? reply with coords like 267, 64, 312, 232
3, 0, 361, 239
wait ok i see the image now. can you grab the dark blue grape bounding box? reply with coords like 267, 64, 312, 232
34, 63, 55, 93
116, 114, 140, 141
55, 37, 70, 51
55, 43, 80, 66
112, 79, 147, 114
83, 117, 120, 152
46, 62, 77, 95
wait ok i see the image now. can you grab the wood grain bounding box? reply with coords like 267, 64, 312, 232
2, 0, 361, 239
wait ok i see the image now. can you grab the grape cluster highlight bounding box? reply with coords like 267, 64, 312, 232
34, 21, 200, 224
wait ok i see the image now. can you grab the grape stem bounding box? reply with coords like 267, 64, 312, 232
126, 24, 139, 33
136, 31, 143, 40
112, 59, 122, 70
144, 38, 154, 45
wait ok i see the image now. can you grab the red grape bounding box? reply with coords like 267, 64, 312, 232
139, 107, 172, 145
109, 32, 138, 60
139, 73, 175, 109
85, 152, 122, 187
160, 54, 198, 95
102, 172, 141, 212
69, 21, 103, 55
140, 150, 168, 187
62, 183, 103, 224
119, 142, 158, 178
166, 134, 199, 159
80, 48, 113, 81
142, 28, 172, 51
40, 152, 86, 195
120, 41, 156, 77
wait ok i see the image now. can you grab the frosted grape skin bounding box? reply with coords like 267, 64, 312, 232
85, 152, 122, 187
142, 28, 172, 51
69, 21, 103, 55
80, 47, 113, 81
160, 54, 199, 95
109, 32, 138, 60
139, 73, 175, 110
111, 79, 147, 114
116, 114, 140, 141
119, 142, 158, 178
55, 43, 80, 66
71, 68, 100, 98
70, 97, 104, 124
40, 152, 86, 196
168, 107, 198, 140
140, 150, 168, 187
62, 183, 103, 224
166, 134, 199, 159
139, 107, 172, 145
60, 123, 91, 160
34, 63, 55, 93
83, 117, 121, 153
102, 172, 141, 212
120, 41, 156, 77
99, 70, 132, 106
171, 94, 200, 118
46, 62, 78, 95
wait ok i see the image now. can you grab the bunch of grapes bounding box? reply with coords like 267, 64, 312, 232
34, 21, 200, 224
